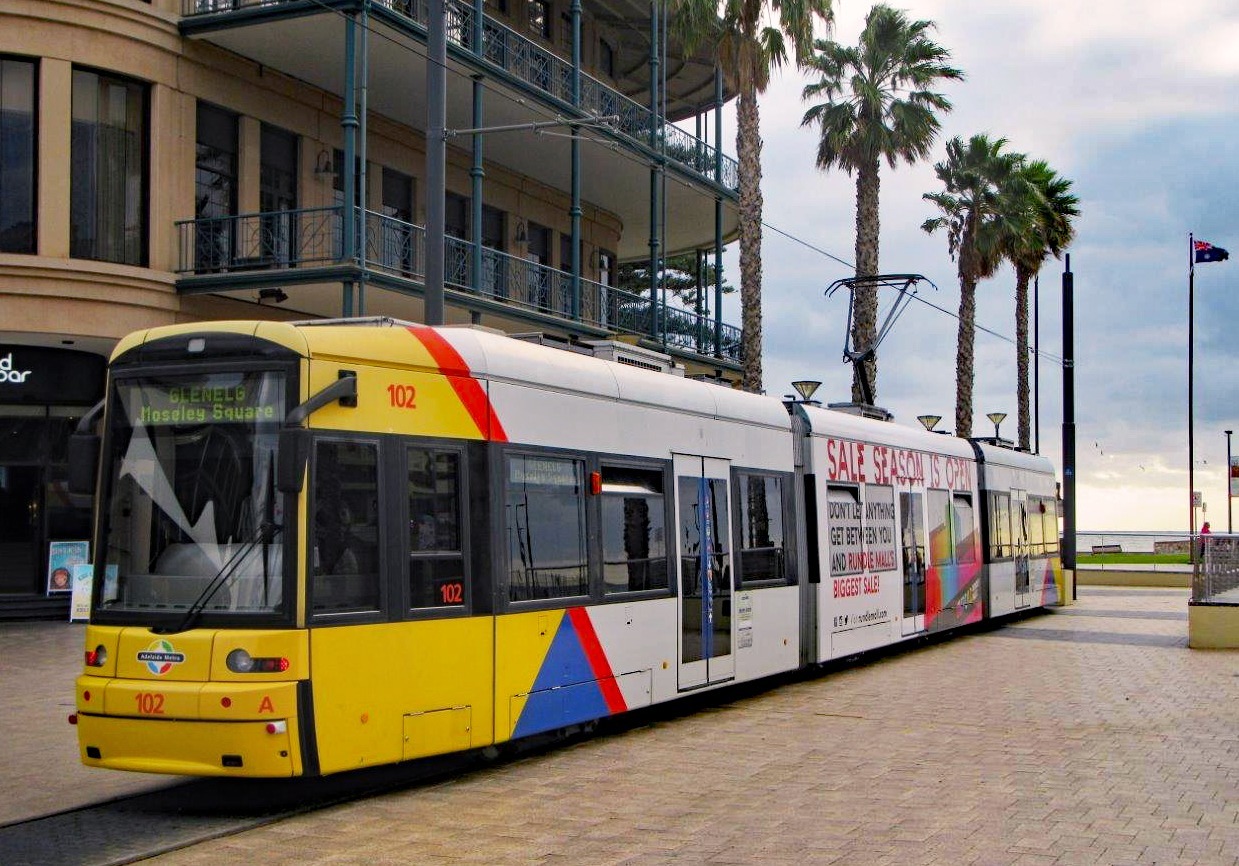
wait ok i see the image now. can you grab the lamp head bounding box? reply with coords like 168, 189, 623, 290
791, 380, 821, 403
986, 412, 1007, 427
917, 414, 941, 432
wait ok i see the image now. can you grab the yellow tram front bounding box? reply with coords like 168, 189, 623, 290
73, 321, 501, 777
73, 325, 311, 775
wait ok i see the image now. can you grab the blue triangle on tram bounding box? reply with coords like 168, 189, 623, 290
512, 615, 610, 738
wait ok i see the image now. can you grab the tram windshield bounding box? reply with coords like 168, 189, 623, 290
94, 370, 289, 621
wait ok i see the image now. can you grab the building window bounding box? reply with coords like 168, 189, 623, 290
312, 440, 381, 614
527, 0, 550, 39
407, 446, 465, 609
736, 472, 789, 584
259, 123, 297, 265
194, 102, 237, 271
380, 166, 415, 273
0, 57, 36, 254
506, 453, 588, 601
601, 465, 667, 594
70, 68, 148, 265
599, 39, 614, 79
445, 192, 468, 239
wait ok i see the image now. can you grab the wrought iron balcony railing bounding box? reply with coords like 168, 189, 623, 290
176, 208, 741, 362
180, 0, 739, 192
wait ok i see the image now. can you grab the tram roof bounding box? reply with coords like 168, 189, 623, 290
114, 320, 791, 432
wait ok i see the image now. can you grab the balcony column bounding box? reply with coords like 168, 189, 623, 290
647, 0, 662, 340
471, 75, 484, 296
425, 0, 448, 325
471, 0, 484, 296
342, 12, 359, 315
357, 0, 371, 315
714, 65, 724, 358
569, 0, 582, 320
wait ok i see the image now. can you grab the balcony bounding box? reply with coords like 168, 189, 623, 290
176, 207, 742, 363
180, 0, 739, 193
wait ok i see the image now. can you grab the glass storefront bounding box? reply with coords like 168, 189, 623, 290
0, 346, 105, 596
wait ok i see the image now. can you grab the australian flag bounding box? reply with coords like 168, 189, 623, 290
1194, 240, 1230, 263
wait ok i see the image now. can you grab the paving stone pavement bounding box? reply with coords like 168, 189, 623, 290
0, 622, 178, 826
5, 587, 1237, 864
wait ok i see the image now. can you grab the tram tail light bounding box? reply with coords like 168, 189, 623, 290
226, 648, 291, 674
85, 645, 108, 667
265, 721, 288, 735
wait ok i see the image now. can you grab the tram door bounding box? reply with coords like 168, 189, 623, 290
1013, 490, 1031, 608
674, 454, 734, 690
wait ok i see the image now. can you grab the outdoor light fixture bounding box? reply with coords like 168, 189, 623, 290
792, 380, 821, 404
258, 287, 288, 304
917, 414, 942, 432
987, 411, 1007, 440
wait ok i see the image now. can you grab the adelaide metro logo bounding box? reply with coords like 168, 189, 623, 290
137, 639, 186, 676
0, 354, 31, 384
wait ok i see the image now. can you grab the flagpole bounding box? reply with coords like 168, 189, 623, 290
1189, 232, 1196, 542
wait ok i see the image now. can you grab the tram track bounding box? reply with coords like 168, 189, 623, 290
0, 751, 480, 866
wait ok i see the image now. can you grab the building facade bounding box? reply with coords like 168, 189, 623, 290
0, 0, 742, 615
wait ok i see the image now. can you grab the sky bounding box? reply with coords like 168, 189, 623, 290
702, 0, 1239, 532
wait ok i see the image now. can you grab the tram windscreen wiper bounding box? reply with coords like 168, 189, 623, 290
156, 520, 282, 635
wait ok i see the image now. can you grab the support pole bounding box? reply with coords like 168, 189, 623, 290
1189, 233, 1196, 542
1227, 429, 1234, 533
471, 76, 484, 298
570, 0, 582, 320
713, 66, 723, 358
1062, 254, 1076, 599
342, 12, 358, 316
1034, 273, 1040, 454
357, 0, 369, 315
647, 0, 660, 340
424, 0, 447, 325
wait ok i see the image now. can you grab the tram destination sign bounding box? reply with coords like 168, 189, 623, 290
136, 381, 281, 426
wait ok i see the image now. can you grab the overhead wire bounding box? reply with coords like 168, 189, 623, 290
268, 0, 1066, 366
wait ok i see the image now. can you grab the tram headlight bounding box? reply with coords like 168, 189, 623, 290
226, 648, 255, 673
226, 648, 290, 674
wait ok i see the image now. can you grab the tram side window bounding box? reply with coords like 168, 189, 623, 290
600, 465, 668, 594
408, 446, 465, 609
989, 492, 1012, 560
1028, 496, 1046, 555
953, 494, 977, 564
927, 489, 951, 567
312, 440, 381, 614
1042, 498, 1060, 555
736, 472, 789, 584
506, 454, 588, 601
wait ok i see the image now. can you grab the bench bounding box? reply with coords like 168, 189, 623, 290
1091, 544, 1123, 554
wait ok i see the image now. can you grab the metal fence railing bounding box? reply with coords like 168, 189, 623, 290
177, 209, 742, 363
1193, 535, 1239, 603
181, 0, 739, 191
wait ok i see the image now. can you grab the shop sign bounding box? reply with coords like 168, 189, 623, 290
0, 346, 106, 404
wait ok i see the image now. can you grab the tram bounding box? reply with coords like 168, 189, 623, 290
68, 318, 1065, 777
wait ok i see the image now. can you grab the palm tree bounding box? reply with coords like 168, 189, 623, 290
801, 4, 962, 405
673, 0, 833, 393
921, 134, 1029, 438
1002, 161, 1079, 450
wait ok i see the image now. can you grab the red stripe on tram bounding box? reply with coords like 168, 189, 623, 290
567, 608, 627, 714
407, 326, 509, 442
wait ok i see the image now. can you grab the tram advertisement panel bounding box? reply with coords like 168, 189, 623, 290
825, 484, 897, 634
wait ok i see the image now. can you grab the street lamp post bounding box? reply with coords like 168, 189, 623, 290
1227, 429, 1234, 533
987, 411, 1007, 442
